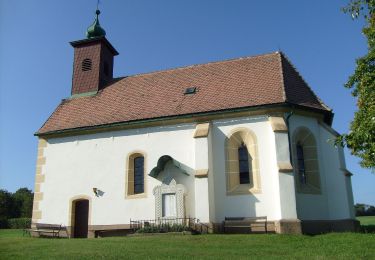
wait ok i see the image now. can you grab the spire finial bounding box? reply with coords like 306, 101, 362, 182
86, 1, 106, 39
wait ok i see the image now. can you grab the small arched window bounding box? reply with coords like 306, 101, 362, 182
126, 152, 146, 197
134, 156, 144, 194
82, 59, 92, 71
292, 127, 321, 194
238, 144, 250, 184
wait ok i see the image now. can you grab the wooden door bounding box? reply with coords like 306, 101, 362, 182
73, 200, 89, 238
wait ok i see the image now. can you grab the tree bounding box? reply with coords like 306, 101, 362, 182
337, 1, 375, 170
354, 203, 375, 215
13, 188, 33, 218
0, 189, 14, 219
0, 188, 33, 219
0, 189, 15, 227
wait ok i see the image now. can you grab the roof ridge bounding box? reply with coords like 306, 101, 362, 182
277, 52, 287, 102
121, 51, 280, 79
280, 52, 332, 111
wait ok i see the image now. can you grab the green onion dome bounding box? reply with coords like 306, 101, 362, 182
86, 9, 106, 38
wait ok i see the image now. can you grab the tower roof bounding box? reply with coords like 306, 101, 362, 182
86, 9, 106, 39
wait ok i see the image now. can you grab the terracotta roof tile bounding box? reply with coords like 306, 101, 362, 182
37, 52, 331, 135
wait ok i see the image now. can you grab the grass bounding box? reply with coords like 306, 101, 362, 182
0, 230, 374, 259
357, 216, 375, 226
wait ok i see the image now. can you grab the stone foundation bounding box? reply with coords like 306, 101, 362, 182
274, 219, 302, 234
31, 224, 133, 238
301, 219, 360, 235
214, 218, 359, 234
31, 219, 360, 237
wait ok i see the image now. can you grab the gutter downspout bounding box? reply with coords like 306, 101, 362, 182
284, 111, 294, 165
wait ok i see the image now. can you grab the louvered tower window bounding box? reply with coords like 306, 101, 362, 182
82, 58, 92, 71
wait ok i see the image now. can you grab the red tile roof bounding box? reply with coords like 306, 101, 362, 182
37, 52, 331, 135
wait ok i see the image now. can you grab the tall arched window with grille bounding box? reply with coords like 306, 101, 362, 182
225, 128, 261, 195
292, 127, 321, 194
296, 143, 307, 184
126, 152, 146, 198
238, 144, 250, 184
134, 156, 144, 194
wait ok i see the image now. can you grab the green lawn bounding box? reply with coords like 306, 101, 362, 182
0, 230, 374, 259
357, 216, 375, 226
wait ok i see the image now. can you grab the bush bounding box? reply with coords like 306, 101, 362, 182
7, 218, 31, 229
355, 203, 375, 216
136, 223, 191, 233
137, 225, 162, 233
361, 225, 375, 233
0, 216, 9, 229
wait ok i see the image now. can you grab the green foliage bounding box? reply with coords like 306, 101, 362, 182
0, 188, 33, 228
12, 188, 33, 218
136, 223, 191, 233
7, 218, 31, 229
338, 1, 375, 169
0, 189, 15, 219
136, 225, 161, 233
0, 216, 9, 229
355, 203, 375, 216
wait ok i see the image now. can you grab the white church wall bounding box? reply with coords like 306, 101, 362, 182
193, 136, 210, 222
209, 115, 282, 222
290, 115, 353, 220
38, 123, 197, 226
272, 130, 298, 221
207, 124, 216, 222
318, 124, 353, 220
37, 112, 354, 228
290, 115, 330, 220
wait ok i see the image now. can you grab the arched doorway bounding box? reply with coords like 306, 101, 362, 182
72, 199, 89, 238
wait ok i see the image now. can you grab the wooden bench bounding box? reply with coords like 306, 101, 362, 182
223, 216, 268, 234
26, 223, 63, 238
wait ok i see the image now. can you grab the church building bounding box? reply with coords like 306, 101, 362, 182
32, 9, 358, 237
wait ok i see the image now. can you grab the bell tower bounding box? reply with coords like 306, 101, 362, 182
70, 8, 119, 96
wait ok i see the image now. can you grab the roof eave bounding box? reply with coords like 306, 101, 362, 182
35, 102, 332, 138
70, 36, 119, 56
285, 102, 334, 125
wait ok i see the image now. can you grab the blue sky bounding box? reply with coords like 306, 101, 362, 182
0, 0, 374, 205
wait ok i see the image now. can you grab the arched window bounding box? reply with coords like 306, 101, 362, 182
225, 128, 261, 195
296, 143, 306, 184
126, 152, 146, 198
238, 144, 250, 184
292, 127, 321, 194
134, 156, 144, 194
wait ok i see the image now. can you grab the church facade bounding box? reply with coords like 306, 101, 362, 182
32, 10, 357, 237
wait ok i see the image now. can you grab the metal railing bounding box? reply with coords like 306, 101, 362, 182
130, 217, 212, 234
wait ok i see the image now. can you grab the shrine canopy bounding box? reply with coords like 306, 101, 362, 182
149, 155, 189, 178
